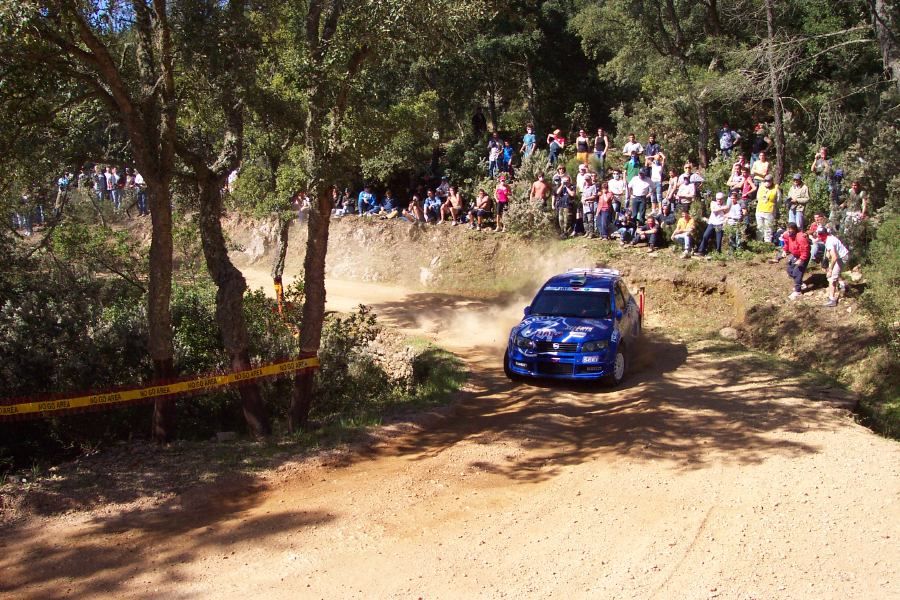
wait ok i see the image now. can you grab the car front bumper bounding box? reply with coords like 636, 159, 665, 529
506, 348, 612, 380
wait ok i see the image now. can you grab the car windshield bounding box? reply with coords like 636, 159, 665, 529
530, 289, 612, 319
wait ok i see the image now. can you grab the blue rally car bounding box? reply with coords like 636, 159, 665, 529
504, 268, 643, 386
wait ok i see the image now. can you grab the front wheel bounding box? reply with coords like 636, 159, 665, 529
503, 352, 522, 381
602, 344, 627, 387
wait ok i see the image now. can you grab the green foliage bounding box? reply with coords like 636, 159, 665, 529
862, 213, 900, 343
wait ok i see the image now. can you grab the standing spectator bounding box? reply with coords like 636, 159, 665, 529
554, 174, 575, 238
575, 129, 591, 165
841, 179, 868, 223
576, 163, 589, 193
608, 169, 626, 214
725, 189, 745, 249
644, 133, 661, 164
649, 154, 665, 214
676, 170, 696, 212
106, 166, 120, 211
663, 167, 679, 209
468, 189, 493, 230
782, 223, 811, 300
596, 181, 613, 240
546, 129, 565, 167
697, 192, 730, 256
16, 193, 33, 236
423, 190, 441, 223
593, 128, 609, 174
740, 165, 757, 201
716, 122, 741, 158
77, 167, 90, 190
494, 177, 510, 232
628, 166, 652, 225
581, 175, 598, 237
750, 151, 770, 186
530, 172, 550, 208
630, 215, 661, 252
134, 170, 148, 216
755, 175, 778, 243
624, 151, 641, 201
54, 172, 70, 218
727, 162, 745, 196
810, 146, 834, 182
750, 123, 769, 164
488, 142, 500, 178
93, 165, 106, 202
671, 208, 695, 258
520, 124, 536, 158
621, 133, 643, 158
819, 227, 850, 307
436, 176, 450, 205
500, 140, 515, 175
787, 173, 810, 230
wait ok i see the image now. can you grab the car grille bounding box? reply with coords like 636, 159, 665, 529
536, 362, 574, 376
535, 341, 579, 353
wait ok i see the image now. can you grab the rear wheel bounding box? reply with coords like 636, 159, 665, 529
602, 343, 627, 386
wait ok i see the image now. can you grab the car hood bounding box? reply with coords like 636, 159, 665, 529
515, 315, 612, 343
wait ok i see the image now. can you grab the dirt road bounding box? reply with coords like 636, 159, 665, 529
3, 277, 899, 599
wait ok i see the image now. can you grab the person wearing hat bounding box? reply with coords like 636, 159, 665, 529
697, 191, 731, 256
755, 174, 779, 243
787, 173, 810, 230
819, 226, 850, 307
547, 128, 565, 167
576, 163, 589, 194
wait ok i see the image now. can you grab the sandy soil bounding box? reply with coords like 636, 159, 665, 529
2, 270, 899, 599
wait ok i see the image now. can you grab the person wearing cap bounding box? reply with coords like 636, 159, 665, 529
782, 222, 811, 300
787, 173, 810, 230
581, 174, 598, 237
576, 163, 589, 193
552, 165, 567, 209
547, 129, 565, 167
697, 191, 731, 256
755, 174, 779, 243
628, 166, 652, 225
819, 227, 850, 307
671, 207, 695, 258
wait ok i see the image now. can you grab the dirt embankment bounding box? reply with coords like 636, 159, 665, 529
228, 214, 885, 396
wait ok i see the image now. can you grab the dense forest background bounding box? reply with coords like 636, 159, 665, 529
0, 0, 897, 466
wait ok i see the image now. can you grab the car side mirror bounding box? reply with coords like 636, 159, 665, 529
523, 306, 532, 316
615, 309, 624, 321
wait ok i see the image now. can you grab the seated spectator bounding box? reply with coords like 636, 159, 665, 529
615, 209, 636, 244
819, 227, 850, 307
402, 194, 424, 223
378, 190, 399, 218
630, 215, 661, 252
439, 186, 465, 225
423, 190, 442, 223
698, 192, 730, 256
469, 189, 493, 230
782, 222, 810, 300
357, 185, 375, 214
671, 208, 695, 258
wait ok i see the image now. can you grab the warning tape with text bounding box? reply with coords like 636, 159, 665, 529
0, 356, 319, 422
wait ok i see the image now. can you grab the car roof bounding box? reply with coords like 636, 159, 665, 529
542, 268, 621, 290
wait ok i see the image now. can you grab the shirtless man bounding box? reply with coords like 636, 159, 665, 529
530, 173, 550, 209
439, 186, 465, 225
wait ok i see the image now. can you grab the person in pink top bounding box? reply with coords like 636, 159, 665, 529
494, 177, 510, 232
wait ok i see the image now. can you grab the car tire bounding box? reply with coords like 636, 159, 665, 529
503, 352, 522, 381
603, 343, 627, 387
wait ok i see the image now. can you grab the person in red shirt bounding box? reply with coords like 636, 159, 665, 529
782, 222, 811, 299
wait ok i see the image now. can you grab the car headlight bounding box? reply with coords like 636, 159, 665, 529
581, 340, 608, 352
515, 334, 536, 350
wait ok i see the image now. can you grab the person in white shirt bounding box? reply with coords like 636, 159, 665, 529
649, 156, 665, 215
628, 167, 652, 224
607, 169, 626, 213
621, 133, 643, 157
724, 189, 744, 249
580, 175, 598, 237
697, 192, 731, 255
819, 227, 850, 307
576, 163, 589, 193
676, 176, 696, 210
134, 170, 148, 216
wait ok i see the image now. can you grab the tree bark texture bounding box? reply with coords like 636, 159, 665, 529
288, 189, 331, 430
271, 217, 291, 281
765, 0, 787, 183
870, 0, 900, 92
697, 102, 710, 168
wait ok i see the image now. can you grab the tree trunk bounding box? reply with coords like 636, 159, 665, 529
288, 188, 332, 430
197, 172, 271, 438
143, 182, 177, 442
487, 83, 498, 133
271, 216, 291, 280
697, 101, 710, 167
765, 0, 787, 183
870, 0, 900, 92
525, 59, 538, 130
